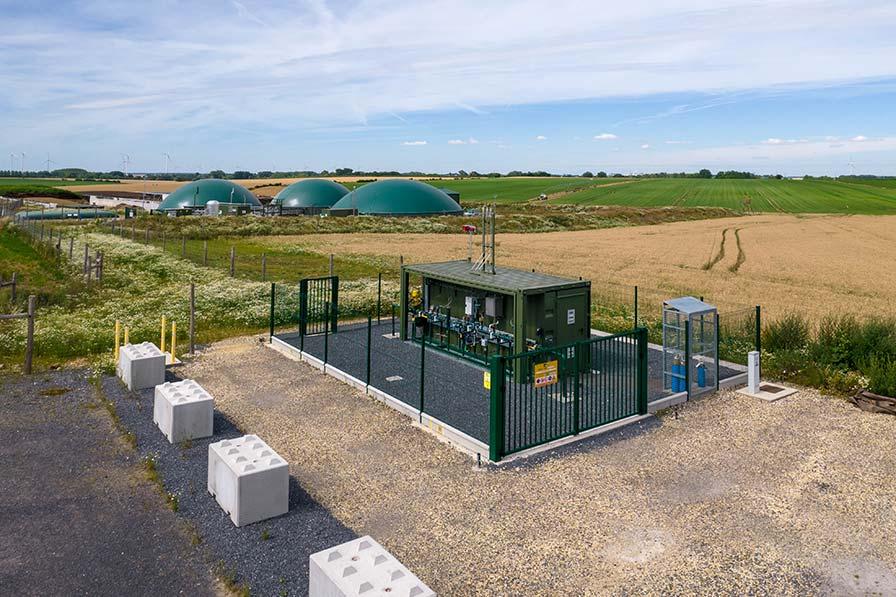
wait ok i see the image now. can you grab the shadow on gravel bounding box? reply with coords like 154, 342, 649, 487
105, 369, 356, 597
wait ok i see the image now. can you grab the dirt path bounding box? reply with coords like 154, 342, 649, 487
182, 335, 896, 596
0, 371, 219, 597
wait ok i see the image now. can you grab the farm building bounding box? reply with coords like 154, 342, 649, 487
329, 179, 462, 216
274, 179, 349, 213
156, 179, 261, 214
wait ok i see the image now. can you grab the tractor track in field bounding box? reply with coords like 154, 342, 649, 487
728, 228, 747, 272
702, 227, 729, 270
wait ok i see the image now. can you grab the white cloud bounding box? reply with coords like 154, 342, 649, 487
664, 140, 690, 145
761, 138, 808, 145
468, 137, 479, 144
402, 140, 427, 146
448, 139, 465, 145
850, 135, 868, 142
641, 144, 651, 149
535, 135, 547, 141
594, 133, 618, 140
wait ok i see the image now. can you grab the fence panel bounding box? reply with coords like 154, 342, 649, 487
299, 276, 338, 336
495, 328, 647, 458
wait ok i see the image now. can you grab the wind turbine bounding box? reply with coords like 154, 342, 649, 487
847, 156, 857, 176
20, 152, 26, 175
163, 153, 171, 175
45, 153, 57, 172
8, 153, 13, 173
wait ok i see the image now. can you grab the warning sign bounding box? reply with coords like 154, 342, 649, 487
483, 371, 491, 390
533, 359, 559, 388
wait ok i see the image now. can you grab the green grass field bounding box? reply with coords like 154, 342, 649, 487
0, 178, 116, 187
416, 177, 629, 203
548, 178, 896, 214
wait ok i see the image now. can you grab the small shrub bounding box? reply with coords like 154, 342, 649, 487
861, 356, 896, 397
762, 313, 810, 352
811, 314, 861, 368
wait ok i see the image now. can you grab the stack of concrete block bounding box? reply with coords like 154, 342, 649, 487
207, 435, 289, 527
153, 379, 214, 444
310, 536, 436, 597
118, 342, 166, 391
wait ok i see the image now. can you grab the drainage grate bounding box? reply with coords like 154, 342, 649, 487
760, 384, 785, 393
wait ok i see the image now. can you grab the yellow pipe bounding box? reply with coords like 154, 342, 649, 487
170, 321, 177, 364
160, 315, 166, 354
114, 320, 120, 361
123, 326, 130, 346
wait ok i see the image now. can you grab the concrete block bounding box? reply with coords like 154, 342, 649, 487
207, 435, 289, 527
310, 536, 435, 597
153, 379, 213, 444
118, 342, 165, 391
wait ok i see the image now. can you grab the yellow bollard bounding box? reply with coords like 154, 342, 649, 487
123, 326, 130, 346
114, 320, 120, 361
160, 315, 166, 354
170, 321, 177, 364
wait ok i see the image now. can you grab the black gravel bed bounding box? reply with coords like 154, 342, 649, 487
280, 321, 491, 445
105, 372, 356, 597
0, 370, 216, 597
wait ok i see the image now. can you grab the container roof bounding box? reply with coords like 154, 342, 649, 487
157, 179, 261, 211
404, 259, 589, 294
331, 179, 462, 215
274, 179, 349, 208
663, 296, 716, 314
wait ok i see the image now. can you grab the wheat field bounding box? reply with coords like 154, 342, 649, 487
266, 214, 896, 320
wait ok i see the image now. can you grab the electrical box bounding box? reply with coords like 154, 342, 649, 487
400, 260, 591, 363
485, 295, 502, 318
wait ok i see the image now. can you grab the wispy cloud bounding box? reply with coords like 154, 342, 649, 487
535, 135, 547, 141
664, 140, 690, 145
402, 140, 427, 146
762, 138, 809, 145
640, 144, 651, 149
448, 137, 479, 145
850, 135, 869, 142
594, 133, 618, 140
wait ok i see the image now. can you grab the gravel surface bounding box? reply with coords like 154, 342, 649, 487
0, 370, 217, 597
183, 335, 896, 596
105, 362, 355, 597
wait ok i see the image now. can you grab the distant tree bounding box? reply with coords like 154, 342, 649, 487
486, 172, 502, 178
469, 171, 481, 177
698, 168, 713, 178
597, 171, 607, 178
257, 170, 274, 178
335, 167, 354, 176
232, 170, 253, 179
775, 174, 783, 180
209, 170, 226, 179
582, 171, 594, 178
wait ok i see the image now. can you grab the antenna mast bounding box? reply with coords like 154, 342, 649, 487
472, 204, 496, 274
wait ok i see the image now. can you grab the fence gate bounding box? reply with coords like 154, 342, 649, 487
299, 276, 338, 336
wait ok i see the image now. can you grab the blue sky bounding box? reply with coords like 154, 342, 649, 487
2, 0, 896, 175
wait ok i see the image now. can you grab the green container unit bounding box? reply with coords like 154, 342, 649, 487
400, 259, 591, 364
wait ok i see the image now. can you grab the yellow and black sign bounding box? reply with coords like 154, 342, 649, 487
483, 371, 491, 390
533, 359, 559, 388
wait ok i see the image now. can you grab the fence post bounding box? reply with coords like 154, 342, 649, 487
634, 285, 639, 328
189, 283, 196, 354
268, 283, 275, 342
488, 355, 505, 462
229, 246, 235, 277
377, 273, 382, 324
419, 332, 426, 421
572, 345, 580, 434
24, 295, 35, 374
323, 302, 329, 365
10, 272, 16, 303
68, 237, 73, 259
261, 253, 266, 281
366, 315, 372, 385
98, 251, 104, 281
203, 240, 208, 266
715, 314, 720, 392
755, 305, 761, 354
638, 327, 649, 414
391, 303, 395, 337
684, 319, 691, 399
329, 254, 334, 276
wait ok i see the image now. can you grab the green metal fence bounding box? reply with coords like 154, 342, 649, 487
299, 275, 339, 336
489, 328, 648, 460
